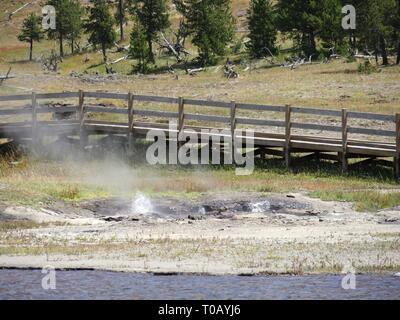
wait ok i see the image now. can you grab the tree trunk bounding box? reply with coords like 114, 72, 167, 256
397, 0, 400, 64
308, 31, 317, 59
350, 33, 357, 55
119, 0, 124, 41
59, 34, 64, 58
29, 38, 33, 61
71, 38, 74, 55
148, 38, 154, 63
380, 35, 389, 66
102, 43, 107, 63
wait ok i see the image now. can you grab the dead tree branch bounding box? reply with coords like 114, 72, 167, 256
158, 20, 190, 62
224, 59, 239, 79
0, 67, 14, 85
8, 2, 32, 20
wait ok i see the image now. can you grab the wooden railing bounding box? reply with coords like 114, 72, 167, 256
0, 90, 399, 178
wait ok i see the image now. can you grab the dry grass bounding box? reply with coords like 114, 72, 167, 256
310, 190, 400, 212
0, 220, 63, 231
1, 231, 399, 274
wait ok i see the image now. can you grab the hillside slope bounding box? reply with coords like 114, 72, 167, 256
0, 0, 249, 46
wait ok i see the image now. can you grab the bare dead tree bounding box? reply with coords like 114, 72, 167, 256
114, 42, 130, 53
0, 67, 14, 85
41, 50, 62, 72
224, 59, 239, 79
158, 19, 190, 62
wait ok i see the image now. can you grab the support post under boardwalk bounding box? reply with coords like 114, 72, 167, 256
284, 105, 292, 169
78, 90, 87, 149
127, 92, 134, 154
177, 97, 185, 159
341, 108, 348, 174
31, 92, 38, 150
395, 113, 400, 180
230, 101, 237, 164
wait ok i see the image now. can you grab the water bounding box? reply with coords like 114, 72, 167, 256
0, 269, 399, 300
132, 192, 153, 215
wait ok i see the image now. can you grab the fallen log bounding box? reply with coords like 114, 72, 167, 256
160, 32, 182, 62
0, 67, 15, 85
108, 55, 128, 65
186, 68, 204, 76
8, 2, 32, 20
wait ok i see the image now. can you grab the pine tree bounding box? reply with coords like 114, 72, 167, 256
18, 13, 44, 61
46, 0, 78, 57
129, 18, 150, 73
350, 0, 397, 65
130, 0, 170, 63
84, 0, 117, 63
66, 0, 84, 54
175, 0, 235, 66
116, 0, 126, 41
277, 0, 342, 58
246, 0, 277, 59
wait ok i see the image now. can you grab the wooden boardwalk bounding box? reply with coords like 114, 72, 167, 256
0, 90, 399, 179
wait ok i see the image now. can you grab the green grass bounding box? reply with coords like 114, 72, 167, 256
310, 190, 400, 212
0, 156, 111, 205
1, 152, 399, 209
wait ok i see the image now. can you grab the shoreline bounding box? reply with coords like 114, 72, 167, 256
0, 265, 398, 277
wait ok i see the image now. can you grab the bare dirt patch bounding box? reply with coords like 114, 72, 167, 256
1, 192, 399, 275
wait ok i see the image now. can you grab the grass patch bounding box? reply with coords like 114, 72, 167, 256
0, 152, 399, 207
0, 220, 66, 232
310, 190, 400, 212
0, 156, 111, 205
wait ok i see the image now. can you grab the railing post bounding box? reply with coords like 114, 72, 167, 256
178, 97, 185, 133
395, 113, 400, 180
31, 92, 37, 150
78, 90, 87, 149
341, 108, 348, 174
127, 91, 134, 155
177, 97, 185, 158
284, 104, 291, 169
230, 101, 237, 164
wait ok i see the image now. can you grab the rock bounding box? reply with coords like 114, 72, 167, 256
286, 194, 295, 198
305, 210, 321, 216
188, 215, 203, 221
394, 272, 400, 277
102, 216, 124, 222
